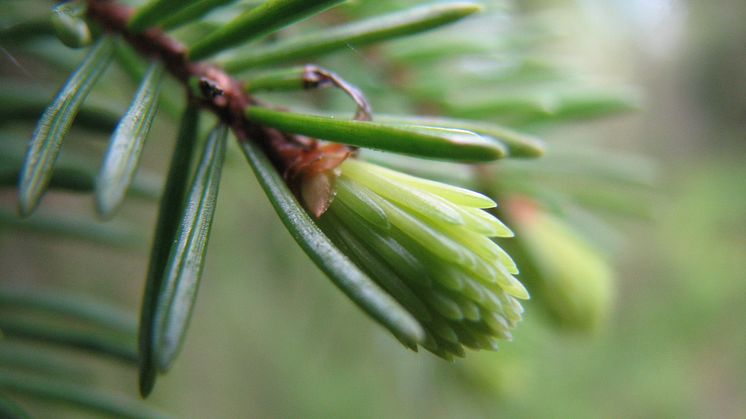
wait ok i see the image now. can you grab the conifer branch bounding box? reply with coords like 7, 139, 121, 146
85, 0, 347, 180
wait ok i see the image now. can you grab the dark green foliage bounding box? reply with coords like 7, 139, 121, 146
1, 138, 160, 200
0, 371, 169, 419
222, 2, 482, 71
0, 288, 136, 335
0, 85, 120, 132
0, 288, 167, 417
50, 1, 92, 48
18, 36, 114, 216
0, 318, 137, 364
0, 208, 145, 247
374, 115, 546, 158
139, 104, 201, 396
96, 62, 164, 219
0, 392, 32, 419
0, 0, 646, 413
159, 0, 240, 31
189, 0, 346, 59
152, 124, 228, 372
245, 107, 507, 161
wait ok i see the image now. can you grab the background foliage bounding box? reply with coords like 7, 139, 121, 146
1, 0, 745, 418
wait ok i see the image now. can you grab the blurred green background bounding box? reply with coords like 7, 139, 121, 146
1, 0, 745, 418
